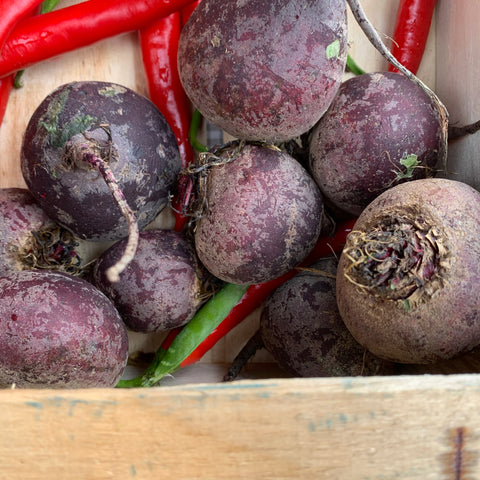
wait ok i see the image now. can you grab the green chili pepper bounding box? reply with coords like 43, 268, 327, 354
188, 109, 209, 153
116, 283, 249, 388
346, 54, 366, 75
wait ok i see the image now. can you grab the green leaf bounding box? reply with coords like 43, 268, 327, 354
400, 153, 419, 170
399, 154, 419, 178
402, 299, 411, 312
326, 39, 341, 59
392, 153, 419, 180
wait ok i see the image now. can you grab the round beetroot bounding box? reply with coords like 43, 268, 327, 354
193, 143, 324, 284
178, 0, 347, 143
92, 230, 204, 333
260, 258, 393, 377
309, 72, 443, 216
336, 178, 480, 364
21, 81, 181, 242
0, 270, 129, 388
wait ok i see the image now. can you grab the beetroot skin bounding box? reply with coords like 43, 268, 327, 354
0, 188, 56, 274
178, 0, 347, 143
260, 258, 393, 377
21, 81, 181, 241
309, 72, 443, 216
336, 178, 480, 364
194, 143, 324, 285
93, 230, 204, 333
0, 270, 129, 388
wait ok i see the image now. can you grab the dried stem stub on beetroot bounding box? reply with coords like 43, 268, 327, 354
337, 178, 480, 365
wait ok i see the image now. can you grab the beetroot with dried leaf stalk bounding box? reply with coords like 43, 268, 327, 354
0, 188, 54, 274
0, 187, 90, 276
309, 72, 443, 217
336, 178, 480, 364
192, 142, 324, 285
21, 81, 181, 280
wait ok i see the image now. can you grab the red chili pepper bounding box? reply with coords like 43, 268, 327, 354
0, 0, 44, 52
0, 1, 48, 124
388, 0, 437, 75
139, 11, 196, 232
161, 219, 357, 366
0, 0, 196, 79
180, 0, 201, 26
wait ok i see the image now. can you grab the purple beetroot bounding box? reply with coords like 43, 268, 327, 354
92, 229, 205, 333
337, 178, 480, 364
0, 188, 56, 274
192, 142, 324, 285
0, 270, 129, 388
309, 72, 443, 216
21, 81, 181, 243
178, 0, 348, 143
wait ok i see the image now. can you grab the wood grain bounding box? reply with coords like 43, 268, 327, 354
435, 1, 480, 190
2, 374, 480, 479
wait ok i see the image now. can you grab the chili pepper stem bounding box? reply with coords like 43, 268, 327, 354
223, 329, 264, 382
346, 54, 366, 75
189, 109, 209, 153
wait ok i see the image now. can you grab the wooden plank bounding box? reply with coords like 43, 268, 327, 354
435, 1, 480, 189
1, 374, 480, 479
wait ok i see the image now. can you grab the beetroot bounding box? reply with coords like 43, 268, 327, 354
193, 142, 324, 285
0, 187, 91, 276
21, 81, 181, 242
92, 229, 204, 333
259, 258, 393, 377
0, 188, 55, 274
309, 72, 443, 216
178, 0, 347, 143
336, 178, 480, 364
0, 270, 129, 388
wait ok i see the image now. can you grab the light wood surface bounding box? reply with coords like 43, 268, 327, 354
2, 373, 480, 480
435, 1, 480, 188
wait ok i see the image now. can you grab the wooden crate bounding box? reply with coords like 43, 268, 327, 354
1, 1, 480, 478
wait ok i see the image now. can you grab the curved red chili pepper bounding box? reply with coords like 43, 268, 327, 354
0, 2, 48, 125
140, 7, 200, 232
140, 12, 194, 171
388, 0, 437, 75
180, 0, 201, 26
0, 0, 44, 52
161, 219, 357, 366
0, 0, 196, 79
